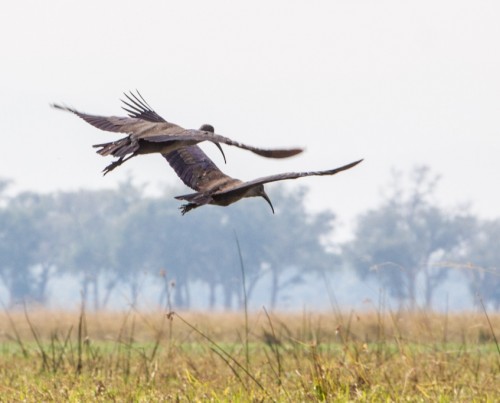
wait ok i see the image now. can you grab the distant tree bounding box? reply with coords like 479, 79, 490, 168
457, 219, 500, 310
187, 186, 337, 310
152, 203, 228, 309
113, 196, 172, 307
344, 166, 473, 309
120, 184, 337, 310
238, 186, 337, 309
53, 187, 141, 310
0, 191, 54, 306
0, 179, 338, 311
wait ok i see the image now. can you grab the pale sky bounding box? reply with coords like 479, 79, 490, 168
1, 0, 499, 233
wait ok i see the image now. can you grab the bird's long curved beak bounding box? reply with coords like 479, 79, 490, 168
212, 142, 227, 164
262, 192, 275, 214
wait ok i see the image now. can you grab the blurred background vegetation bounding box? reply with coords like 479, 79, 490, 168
0, 165, 498, 312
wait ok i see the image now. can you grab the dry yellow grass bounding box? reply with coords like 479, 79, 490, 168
1, 308, 498, 344
0, 308, 498, 401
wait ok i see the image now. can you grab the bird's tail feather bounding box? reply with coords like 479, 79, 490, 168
174, 192, 201, 202
93, 137, 137, 157
175, 192, 213, 207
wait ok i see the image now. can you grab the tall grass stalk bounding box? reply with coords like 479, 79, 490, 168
478, 296, 500, 366
76, 293, 87, 374
234, 231, 250, 372
174, 312, 272, 399
23, 302, 48, 371
1, 300, 28, 358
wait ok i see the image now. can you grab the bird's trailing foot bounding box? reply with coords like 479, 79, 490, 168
102, 159, 124, 175
179, 203, 198, 215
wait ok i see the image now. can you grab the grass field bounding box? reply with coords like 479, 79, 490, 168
0, 306, 499, 401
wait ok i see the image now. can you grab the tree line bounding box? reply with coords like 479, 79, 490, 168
0, 166, 499, 310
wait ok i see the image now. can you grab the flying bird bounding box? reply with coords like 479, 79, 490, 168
163, 133, 363, 215
52, 91, 303, 175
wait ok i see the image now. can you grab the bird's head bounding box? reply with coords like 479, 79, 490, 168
199, 124, 215, 133
249, 185, 275, 214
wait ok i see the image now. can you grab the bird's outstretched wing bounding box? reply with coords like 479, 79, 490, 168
120, 90, 168, 123
51, 104, 140, 133
51, 104, 180, 135
210, 159, 363, 197
150, 130, 303, 159
232, 159, 362, 190
51, 91, 178, 134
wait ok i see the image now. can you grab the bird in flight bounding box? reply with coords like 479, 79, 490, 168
163, 130, 363, 215
52, 91, 303, 175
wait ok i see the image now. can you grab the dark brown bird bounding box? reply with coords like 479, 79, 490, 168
163, 134, 363, 215
52, 91, 303, 175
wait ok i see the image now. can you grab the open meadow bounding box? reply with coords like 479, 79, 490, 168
0, 307, 498, 401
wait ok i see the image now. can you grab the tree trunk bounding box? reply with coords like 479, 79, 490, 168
269, 268, 280, 309
35, 264, 51, 305
174, 282, 185, 308
424, 266, 437, 310
184, 281, 191, 309
102, 277, 118, 309
130, 281, 139, 307
81, 276, 89, 307
208, 281, 216, 309
245, 271, 263, 305
223, 285, 233, 310
406, 269, 417, 310
10, 268, 32, 307
92, 274, 100, 311
158, 282, 168, 310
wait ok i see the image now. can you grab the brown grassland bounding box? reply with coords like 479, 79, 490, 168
0, 306, 499, 401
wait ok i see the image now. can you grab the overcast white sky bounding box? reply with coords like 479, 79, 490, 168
1, 0, 499, 231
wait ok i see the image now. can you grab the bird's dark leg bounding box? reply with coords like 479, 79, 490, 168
179, 203, 198, 215
102, 158, 123, 175
102, 153, 136, 175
